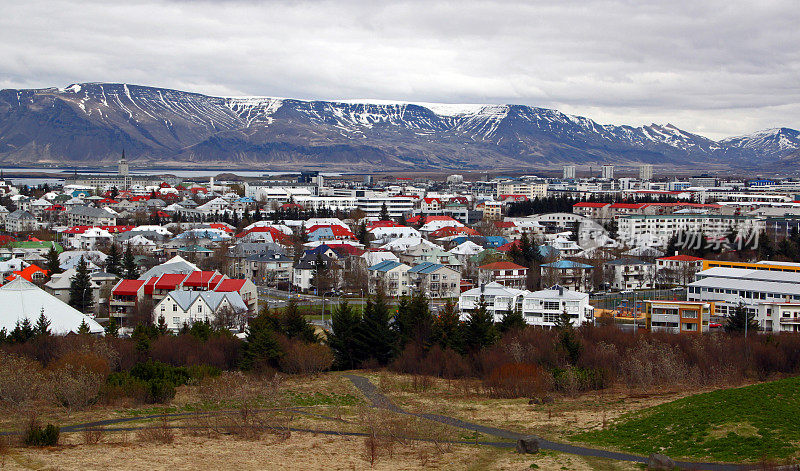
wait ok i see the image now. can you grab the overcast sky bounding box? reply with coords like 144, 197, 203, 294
1, 0, 798, 139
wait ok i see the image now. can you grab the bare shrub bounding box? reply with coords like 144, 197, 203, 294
82, 427, 104, 445
49, 364, 104, 411
136, 416, 175, 444
483, 363, 551, 398
277, 339, 333, 375
619, 339, 688, 391
0, 352, 48, 406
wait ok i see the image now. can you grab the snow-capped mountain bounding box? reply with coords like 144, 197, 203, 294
0, 82, 795, 170
720, 128, 800, 158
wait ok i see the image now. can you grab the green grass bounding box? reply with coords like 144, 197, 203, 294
572, 376, 800, 463
285, 391, 362, 407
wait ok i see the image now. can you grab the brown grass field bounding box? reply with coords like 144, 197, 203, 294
0, 371, 710, 470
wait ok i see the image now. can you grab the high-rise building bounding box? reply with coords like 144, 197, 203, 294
601, 165, 614, 180
639, 164, 653, 181
118, 150, 129, 177
563, 165, 576, 180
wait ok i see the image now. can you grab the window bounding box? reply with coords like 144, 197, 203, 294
543, 301, 560, 310
173, 304, 177, 312
173, 317, 180, 325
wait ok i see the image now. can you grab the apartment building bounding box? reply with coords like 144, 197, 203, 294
496, 181, 548, 200
644, 300, 712, 334
616, 214, 764, 247
477, 261, 528, 288
407, 262, 461, 299
604, 258, 655, 290
366, 260, 411, 297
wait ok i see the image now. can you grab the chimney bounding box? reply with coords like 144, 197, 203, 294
558, 285, 564, 296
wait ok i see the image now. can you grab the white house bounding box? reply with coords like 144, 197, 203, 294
521, 286, 594, 327
458, 282, 528, 322
155, 290, 248, 332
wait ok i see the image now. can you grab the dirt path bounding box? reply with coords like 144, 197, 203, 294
342, 374, 750, 471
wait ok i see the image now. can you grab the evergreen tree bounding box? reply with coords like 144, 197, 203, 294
394, 292, 433, 348
379, 202, 390, 221
553, 309, 574, 330
45, 245, 61, 276
282, 297, 317, 343
68, 257, 94, 313
0, 327, 6, 344
725, 302, 759, 334
328, 300, 361, 369
353, 290, 397, 365
105, 317, 119, 338
123, 244, 139, 279
77, 318, 91, 335
431, 300, 463, 353
10, 318, 35, 343
105, 243, 123, 277
757, 230, 776, 260
312, 252, 329, 294
498, 304, 526, 334
157, 315, 170, 335
240, 311, 283, 370
34, 309, 51, 337
462, 296, 497, 351
356, 222, 369, 246
554, 309, 582, 364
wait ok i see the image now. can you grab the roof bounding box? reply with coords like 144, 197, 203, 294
541, 260, 593, 269
526, 285, 589, 301
478, 261, 528, 271
605, 258, 653, 266
183, 270, 220, 288
112, 279, 146, 296
368, 260, 405, 272
408, 261, 448, 274
214, 278, 247, 292
609, 203, 648, 209
6, 264, 48, 282
658, 255, 704, 262
461, 281, 527, 298
0, 278, 103, 334
154, 273, 188, 290
573, 202, 610, 208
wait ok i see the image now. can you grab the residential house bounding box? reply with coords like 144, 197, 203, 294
458, 282, 528, 322
521, 285, 594, 327
604, 258, 655, 291
645, 300, 712, 334
367, 260, 411, 297
539, 260, 594, 292
477, 261, 528, 288
407, 262, 461, 299
154, 290, 248, 332
67, 205, 117, 227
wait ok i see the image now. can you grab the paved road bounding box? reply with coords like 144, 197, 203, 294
343, 374, 750, 471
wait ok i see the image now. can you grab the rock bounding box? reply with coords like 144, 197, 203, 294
541, 396, 554, 404
528, 398, 541, 405
515, 436, 540, 454
647, 453, 675, 470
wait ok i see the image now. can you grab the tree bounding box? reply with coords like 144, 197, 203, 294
77, 319, 91, 335
10, 318, 35, 343
431, 300, 463, 352
123, 244, 139, 279
105, 317, 119, 338
395, 292, 434, 349
328, 300, 361, 369
356, 222, 370, 246
34, 309, 51, 337
379, 202, 390, 221
240, 311, 283, 370
553, 309, 574, 330
68, 257, 94, 313
554, 309, 582, 364
725, 302, 759, 334
462, 296, 497, 351
45, 245, 61, 276
312, 253, 331, 294
105, 243, 123, 277
353, 290, 397, 365
282, 297, 317, 343
157, 315, 170, 335
498, 305, 526, 334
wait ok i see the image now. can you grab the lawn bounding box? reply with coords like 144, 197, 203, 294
572, 376, 800, 463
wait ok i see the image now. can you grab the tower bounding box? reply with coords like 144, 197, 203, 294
639, 164, 653, 182
601, 165, 614, 180
118, 150, 129, 177
563, 165, 576, 180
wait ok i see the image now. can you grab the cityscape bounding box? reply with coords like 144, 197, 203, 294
2, 0, 800, 470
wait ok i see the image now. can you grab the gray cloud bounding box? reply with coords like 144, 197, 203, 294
1, 0, 798, 139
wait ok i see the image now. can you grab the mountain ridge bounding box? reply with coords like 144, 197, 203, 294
0, 82, 795, 170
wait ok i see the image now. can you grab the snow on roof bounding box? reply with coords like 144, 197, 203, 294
0, 278, 103, 334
